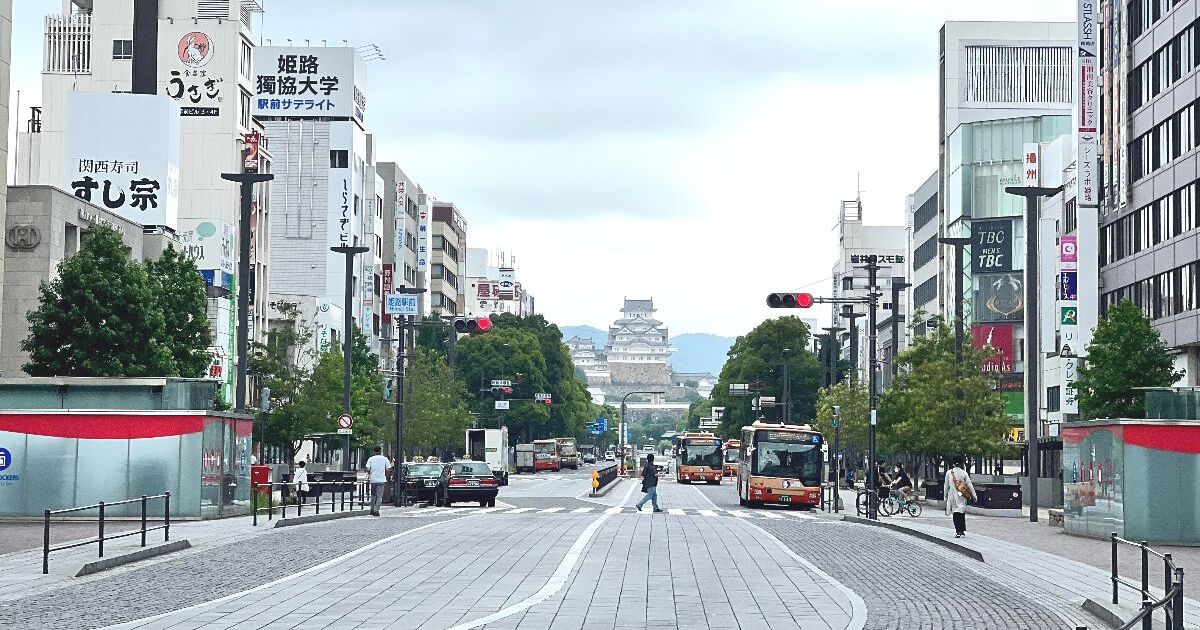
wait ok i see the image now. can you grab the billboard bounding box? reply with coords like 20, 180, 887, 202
159, 28, 223, 117
63, 92, 180, 229
972, 323, 1015, 374
973, 273, 1024, 322
177, 219, 234, 292
971, 219, 1013, 273
252, 47, 366, 123
498, 268, 516, 299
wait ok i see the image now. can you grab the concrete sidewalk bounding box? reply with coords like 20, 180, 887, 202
835, 488, 1200, 628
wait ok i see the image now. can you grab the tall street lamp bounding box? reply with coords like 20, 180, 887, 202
821, 326, 845, 387
384, 285, 426, 506
938, 236, 972, 369
620, 390, 664, 475
890, 277, 911, 378
840, 307, 864, 385
331, 244, 370, 471
1004, 184, 1062, 523
220, 172, 273, 412
856, 256, 882, 520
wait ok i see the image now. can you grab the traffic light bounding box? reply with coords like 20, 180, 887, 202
490, 386, 512, 398
766, 293, 815, 308
453, 317, 492, 333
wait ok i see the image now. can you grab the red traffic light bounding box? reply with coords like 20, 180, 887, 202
503, 387, 512, 395
454, 317, 493, 334
476, 317, 492, 332
766, 292, 815, 308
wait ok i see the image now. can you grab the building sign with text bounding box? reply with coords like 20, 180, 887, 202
253, 46, 366, 124
971, 219, 1014, 273
973, 273, 1025, 322
972, 323, 1015, 374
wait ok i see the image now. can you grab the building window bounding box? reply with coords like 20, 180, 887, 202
913, 276, 938, 307
239, 40, 252, 81
330, 150, 349, 169
65, 224, 80, 256
1047, 386, 1061, 412
112, 40, 133, 60
913, 193, 938, 231
239, 89, 251, 129
914, 235, 938, 269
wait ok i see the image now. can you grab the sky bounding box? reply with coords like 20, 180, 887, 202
8, 0, 1075, 338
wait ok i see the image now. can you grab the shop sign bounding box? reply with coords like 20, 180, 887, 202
971, 219, 1013, 273
973, 273, 1025, 322
5, 225, 40, 250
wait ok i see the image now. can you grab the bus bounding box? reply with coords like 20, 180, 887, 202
674, 431, 723, 484
737, 421, 824, 509
532, 439, 561, 472
554, 437, 579, 469
722, 439, 741, 477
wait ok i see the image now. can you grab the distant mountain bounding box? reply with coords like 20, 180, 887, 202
560, 325, 608, 348
669, 333, 734, 376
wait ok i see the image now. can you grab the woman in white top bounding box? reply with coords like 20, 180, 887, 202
294, 461, 310, 504
943, 457, 976, 538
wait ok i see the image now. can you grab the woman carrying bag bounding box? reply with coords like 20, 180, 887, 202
943, 457, 976, 538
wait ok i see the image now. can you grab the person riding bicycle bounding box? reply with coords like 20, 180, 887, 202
889, 464, 914, 503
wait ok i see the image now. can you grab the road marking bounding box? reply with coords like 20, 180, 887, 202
725, 510, 754, 519
447, 511, 614, 630
667, 508, 685, 515
570, 507, 594, 513
788, 512, 816, 520
539, 507, 565, 513
504, 508, 536, 514
604, 507, 623, 514
477, 507, 507, 513
758, 512, 786, 519
697, 509, 718, 517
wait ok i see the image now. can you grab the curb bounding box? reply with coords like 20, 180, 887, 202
591, 477, 625, 497
841, 515, 985, 563
272, 509, 371, 528
1081, 598, 1125, 629
75, 539, 191, 577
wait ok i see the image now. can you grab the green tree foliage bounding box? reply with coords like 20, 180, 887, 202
401, 347, 474, 456
146, 245, 213, 377
678, 398, 714, 433
415, 315, 450, 356
879, 320, 1011, 459
456, 327, 551, 442
812, 381, 869, 458
709, 317, 821, 437
249, 304, 321, 465
23, 225, 176, 376
491, 314, 597, 438
1074, 299, 1180, 419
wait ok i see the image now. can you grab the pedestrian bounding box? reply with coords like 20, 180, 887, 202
365, 446, 392, 517
636, 453, 663, 513
293, 461, 309, 505
943, 457, 976, 538
843, 466, 855, 489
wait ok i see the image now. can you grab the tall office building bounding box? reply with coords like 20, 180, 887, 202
0, 0, 12, 346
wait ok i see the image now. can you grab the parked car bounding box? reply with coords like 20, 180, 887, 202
604, 450, 616, 461
582, 452, 597, 464
435, 461, 500, 508
402, 462, 445, 503
642, 445, 655, 453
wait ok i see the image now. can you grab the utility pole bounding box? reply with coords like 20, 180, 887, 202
387, 286, 424, 507
821, 327, 845, 386
331, 245, 370, 471
1005, 185, 1061, 523
841, 307, 864, 385
220, 172, 273, 412
890, 277, 911, 378
860, 256, 881, 520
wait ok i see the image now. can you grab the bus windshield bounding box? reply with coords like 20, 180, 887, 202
723, 449, 739, 464
753, 432, 821, 486
534, 443, 556, 455
681, 442, 721, 468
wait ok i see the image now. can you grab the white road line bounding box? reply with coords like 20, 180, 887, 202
758, 512, 786, 519
570, 507, 594, 513
504, 508, 536, 514
788, 512, 816, 520
476, 507, 507, 513
697, 509, 718, 517
604, 507, 623, 514
725, 510, 754, 519
539, 507, 565, 513
689, 480, 723, 510
667, 508, 685, 515
447, 512, 614, 630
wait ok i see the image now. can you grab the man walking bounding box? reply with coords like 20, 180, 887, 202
365, 446, 392, 517
636, 454, 663, 513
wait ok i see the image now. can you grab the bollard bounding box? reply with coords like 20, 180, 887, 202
1174, 567, 1185, 630
164, 492, 170, 542
253, 484, 258, 526
1141, 541, 1149, 606
315, 482, 321, 515
268, 484, 274, 521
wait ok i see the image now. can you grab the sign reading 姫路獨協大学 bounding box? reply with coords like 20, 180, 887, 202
252, 47, 367, 123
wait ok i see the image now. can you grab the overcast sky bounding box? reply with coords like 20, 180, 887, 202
9, 1, 1075, 337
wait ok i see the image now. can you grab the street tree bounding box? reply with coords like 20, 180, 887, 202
878, 320, 1011, 460
248, 303, 320, 465
398, 347, 474, 456
491, 313, 597, 438
23, 224, 176, 377
146, 245, 213, 377
812, 381, 869, 459
1073, 299, 1181, 419
455, 327, 550, 441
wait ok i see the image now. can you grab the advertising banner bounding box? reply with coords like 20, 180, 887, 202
973, 273, 1025, 322
417, 203, 429, 273
252, 46, 366, 123
972, 323, 1015, 374
243, 131, 260, 173
498, 268, 515, 299
177, 218, 234, 291
64, 92, 180, 229
1023, 143, 1041, 186
159, 28, 223, 117
971, 219, 1014, 273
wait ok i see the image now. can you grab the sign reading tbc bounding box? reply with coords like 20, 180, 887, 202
971, 219, 1014, 273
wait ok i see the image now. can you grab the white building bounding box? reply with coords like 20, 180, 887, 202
830, 199, 907, 388
463, 249, 536, 319
0, 0, 11, 344
16, 0, 269, 402
566, 335, 610, 386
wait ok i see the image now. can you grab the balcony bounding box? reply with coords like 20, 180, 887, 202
44, 13, 92, 74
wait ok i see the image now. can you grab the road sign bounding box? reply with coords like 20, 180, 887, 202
534, 392, 551, 401
729, 383, 749, 397
385, 293, 419, 316
495, 400, 510, 410
490, 379, 512, 387
597, 417, 608, 432
337, 428, 353, 435
337, 414, 353, 429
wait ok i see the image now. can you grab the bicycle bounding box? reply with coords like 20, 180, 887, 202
880, 488, 922, 517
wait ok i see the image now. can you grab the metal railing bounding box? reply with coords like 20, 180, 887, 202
43, 493, 170, 574
1111, 533, 1185, 630
592, 462, 618, 494
251, 480, 372, 526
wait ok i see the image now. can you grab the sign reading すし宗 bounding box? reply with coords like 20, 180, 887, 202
64, 92, 181, 229
253, 47, 367, 123
971, 219, 1013, 273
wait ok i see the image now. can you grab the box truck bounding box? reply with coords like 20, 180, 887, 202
466, 427, 510, 485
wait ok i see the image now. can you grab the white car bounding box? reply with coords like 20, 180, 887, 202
642, 445, 655, 453
604, 450, 615, 461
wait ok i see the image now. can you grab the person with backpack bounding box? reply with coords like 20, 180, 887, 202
943, 457, 976, 538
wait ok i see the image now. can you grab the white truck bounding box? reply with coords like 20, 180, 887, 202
515, 443, 536, 473
466, 427, 510, 486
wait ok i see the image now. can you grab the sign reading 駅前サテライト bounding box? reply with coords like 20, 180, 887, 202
64, 92, 181, 229
971, 219, 1014, 274
253, 47, 367, 123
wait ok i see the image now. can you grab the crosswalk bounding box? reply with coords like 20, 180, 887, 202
393, 506, 819, 521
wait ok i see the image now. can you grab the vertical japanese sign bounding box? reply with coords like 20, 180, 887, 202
1072, 0, 1100, 415
416, 202, 429, 273
1078, 0, 1099, 207
1023, 143, 1040, 186
1060, 230, 1081, 414
243, 131, 260, 173
63, 92, 181, 229
252, 47, 365, 123
394, 181, 406, 265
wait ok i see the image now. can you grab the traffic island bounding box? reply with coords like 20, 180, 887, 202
591, 476, 626, 497
75, 539, 192, 577
272, 509, 371, 528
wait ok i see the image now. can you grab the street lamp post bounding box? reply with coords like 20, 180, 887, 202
821, 327, 845, 387
857, 256, 882, 520
220, 172, 273, 412
620, 390, 664, 475
890, 277, 911, 378
1005, 185, 1061, 523
840, 308, 864, 385
331, 245, 370, 471
938, 237, 972, 369
385, 286, 425, 507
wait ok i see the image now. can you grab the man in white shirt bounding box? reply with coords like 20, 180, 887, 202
365, 446, 392, 516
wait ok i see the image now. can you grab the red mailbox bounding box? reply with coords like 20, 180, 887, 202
251, 465, 270, 488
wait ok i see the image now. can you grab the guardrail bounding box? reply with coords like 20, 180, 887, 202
43, 493, 170, 574
251, 480, 371, 526
1111, 533, 1185, 630
592, 462, 618, 494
